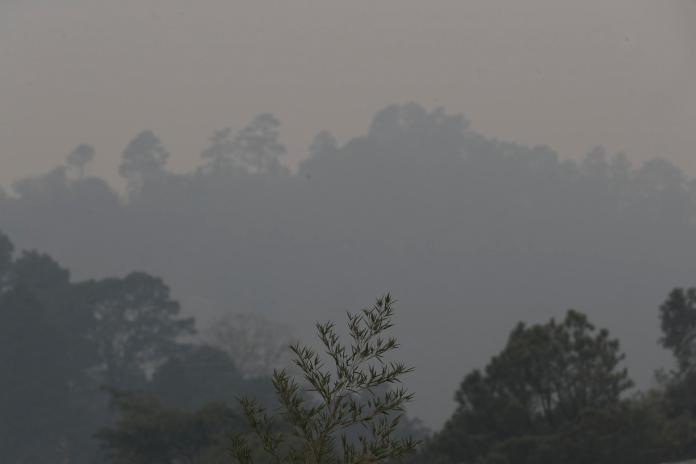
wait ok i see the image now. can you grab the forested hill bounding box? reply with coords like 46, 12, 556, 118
2, 103, 694, 426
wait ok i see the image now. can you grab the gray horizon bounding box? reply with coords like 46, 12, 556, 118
1, 0, 694, 188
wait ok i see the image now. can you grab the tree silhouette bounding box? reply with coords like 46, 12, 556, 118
119, 130, 169, 194
66, 144, 96, 179
231, 294, 418, 464
431, 310, 633, 464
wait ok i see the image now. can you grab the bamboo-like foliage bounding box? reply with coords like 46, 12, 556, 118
230, 294, 418, 464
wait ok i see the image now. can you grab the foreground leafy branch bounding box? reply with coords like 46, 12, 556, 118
230, 294, 418, 464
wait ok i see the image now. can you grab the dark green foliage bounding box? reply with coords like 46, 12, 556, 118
11, 250, 71, 295
660, 369, 696, 422
0, 287, 85, 462
655, 287, 696, 458
76, 272, 195, 389
96, 391, 246, 464
231, 295, 419, 464
428, 310, 639, 464
442, 395, 694, 464
0, 232, 13, 290
0, 244, 101, 463
660, 287, 696, 372
149, 344, 275, 410
92, 335, 279, 463
550, 393, 696, 464
416, 307, 696, 464
0, 231, 198, 463
0, 231, 284, 463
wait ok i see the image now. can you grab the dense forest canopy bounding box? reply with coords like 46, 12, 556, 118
2, 230, 695, 463
0, 231, 287, 462
2, 103, 696, 427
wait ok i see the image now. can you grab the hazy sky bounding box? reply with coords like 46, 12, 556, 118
1, 0, 694, 188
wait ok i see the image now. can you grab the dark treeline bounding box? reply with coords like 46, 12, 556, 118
415, 299, 696, 464
2, 103, 695, 426
0, 231, 282, 462
2, 227, 696, 463
0, 233, 427, 463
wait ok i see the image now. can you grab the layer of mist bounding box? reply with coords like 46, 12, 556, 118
2, 103, 693, 426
